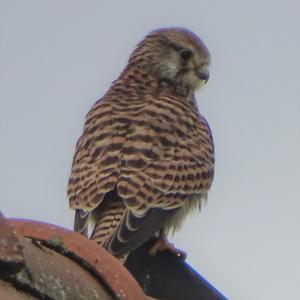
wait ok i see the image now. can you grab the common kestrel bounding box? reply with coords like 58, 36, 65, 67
67, 28, 214, 259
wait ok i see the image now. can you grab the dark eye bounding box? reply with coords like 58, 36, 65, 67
179, 49, 192, 60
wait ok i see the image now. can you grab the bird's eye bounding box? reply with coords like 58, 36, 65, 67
179, 49, 192, 60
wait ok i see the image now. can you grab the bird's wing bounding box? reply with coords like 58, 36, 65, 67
68, 94, 214, 253
90, 95, 214, 254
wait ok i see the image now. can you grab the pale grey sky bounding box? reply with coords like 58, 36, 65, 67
0, 1, 299, 299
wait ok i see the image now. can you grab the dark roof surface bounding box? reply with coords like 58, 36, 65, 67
125, 238, 228, 300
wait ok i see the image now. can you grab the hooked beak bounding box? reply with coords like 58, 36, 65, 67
196, 66, 210, 83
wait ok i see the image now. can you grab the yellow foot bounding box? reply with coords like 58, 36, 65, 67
149, 237, 187, 260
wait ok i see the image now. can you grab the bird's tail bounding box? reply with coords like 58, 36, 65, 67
90, 200, 125, 246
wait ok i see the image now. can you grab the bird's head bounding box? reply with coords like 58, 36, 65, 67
128, 28, 211, 96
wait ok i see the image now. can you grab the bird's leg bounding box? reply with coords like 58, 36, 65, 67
149, 230, 187, 260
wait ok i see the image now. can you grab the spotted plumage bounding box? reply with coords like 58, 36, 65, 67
67, 28, 214, 258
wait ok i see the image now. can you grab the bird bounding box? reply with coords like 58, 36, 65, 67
67, 27, 214, 260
